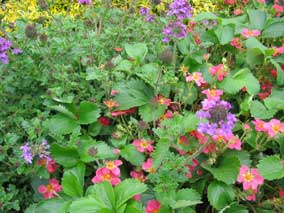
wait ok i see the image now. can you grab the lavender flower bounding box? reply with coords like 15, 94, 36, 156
20, 143, 34, 164
197, 99, 237, 136
0, 37, 12, 64
12, 48, 22, 55
78, 0, 91, 5
38, 139, 50, 160
162, 21, 187, 42
139, 7, 149, 15
168, 0, 193, 20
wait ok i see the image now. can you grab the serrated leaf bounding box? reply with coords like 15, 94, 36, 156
115, 179, 147, 209
70, 197, 105, 213
247, 9, 267, 30
46, 114, 80, 135
257, 155, 284, 180
214, 25, 234, 45
270, 58, 284, 86
152, 139, 171, 169
172, 189, 202, 209
32, 199, 71, 213
249, 100, 276, 119
120, 144, 145, 166
62, 163, 85, 197
77, 101, 101, 124
262, 21, 284, 38
50, 105, 76, 120
50, 144, 79, 168
264, 88, 284, 111
208, 181, 235, 210
139, 103, 166, 122
125, 43, 148, 62
202, 156, 240, 185
115, 60, 133, 73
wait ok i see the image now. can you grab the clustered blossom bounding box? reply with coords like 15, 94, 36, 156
230, 37, 243, 49
130, 170, 146, 182
186, 159, 202, 178
155, 95, 171, 106
241, 28, 261, 39
139, 7, 154, 22
20, 143, 33, 164
142, 158, 155, 173
38, 179, 62, 199
167, 0, 193, 20
212, 133, 242, 150
237, 165, 264, 201
133, 138, 154, 153
185, 72, 206, 86
162, 21, 187, 43
37, 158, 59, 174
253, 119, 284, 138
197, 89, 237, 136
209, 64, 229, 82
0, 37, 12, 64
92, 160, 123, 186
146, 200, 161, 213
78, 0, 91, 5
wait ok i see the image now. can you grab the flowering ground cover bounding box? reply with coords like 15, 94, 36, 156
1, 0, 284, 212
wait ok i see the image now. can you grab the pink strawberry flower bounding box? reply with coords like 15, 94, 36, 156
279, 189, 284, 198
133, 194, 141, 201
156, 95, 171, 106
185, 72, 206, 86
209, 64, 229, 81
241, 28, 261, 39
237, 165, 264, 191
142, 158, 155, 173
234, 9, 243, 16
224, 0, 235, 5
37, 158, 59, 174
146, 200, 161, 213
226, 134, 242, 150
133, 139, 154, 153
104, 160, 123, 176
246, 189, 258, 201
230, 37, 242, 49
264, 119, 284, 138
38, 179, 62, 199
272, 44, 284, 57
92, 167, 121, 186
110, 89, 119, 96
252, 119, 267, 132
130, 170, 146, 182
202, 89, 223, 101
104, 99, 119, 110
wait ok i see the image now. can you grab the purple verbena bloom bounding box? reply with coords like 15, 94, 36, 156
168, 0, 193, 20
146, 14, 154, 22
0, 37, 12, 64
0, 52, 9, 64
20, 143, 34, 164
140, 7, 149, 15
38, 139, 50, 159
162, 21, 187, 42
78, 0, 91, 5
12, 48, 22, 55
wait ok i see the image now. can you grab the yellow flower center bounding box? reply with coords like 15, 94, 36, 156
103, 174, 112, 180
272, 124, 280, 133
140, 140, 149, 148
106, 162, 115, 169
243, 172, 254, 182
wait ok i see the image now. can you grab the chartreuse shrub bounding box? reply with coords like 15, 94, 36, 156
1, 0, 284, 212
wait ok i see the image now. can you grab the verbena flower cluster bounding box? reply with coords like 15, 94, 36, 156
0, 37, 12, 64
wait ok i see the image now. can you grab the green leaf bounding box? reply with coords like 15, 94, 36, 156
139, 103, 166, 122
219, 68, 260, 95
77, 101, 101, 124
46, 114, 80, 135
120, 144, 145, 166
62, 163, 85, 197
181, 113, 199, 132
50, 144, 79, 168
202, 156, 240, 185
245, 37, 267, 53
33, 199, 70, 213
264, 88, 284, 111
257, 155, 284, 180
125, 43, 148, 62
223, 204, 248, 213
114, 79, 154, 110
69, 197, 106, 213
136, 63, 159, 87
86, 181, 115, 209
214, 25, 234, 45
172, 189, 202, 209
152, 139, 171, 169
224, 150, 251, 166
262, 21, 284, 38
247, 9, 267, 30
270, 58, 284, 86
115, 60, 133, 73
249, 100, 276, 119
50, 105, 76, 120
115, 179, 147, 209
207, 181, 235, 210
86, 66, 104, 81
194, 12, 218, 21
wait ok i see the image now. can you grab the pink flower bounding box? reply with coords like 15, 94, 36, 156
38, 179, 62, 199
111, 107, 137, 117
273, 4, 284, 17
230, 37, 242, 49
104, 160, 123, 176
110, 89, 119, 96
146, 200, 161, 213
241, 28, 261, 39
104, 99, 119, 110
257, 0, 265, 3
252, 119, 267, 132
142, 158, 155, 173
133, 139, 154, 153
225, 134, 242, 150
37, 158, 59, 174
133, 194, 141, 201
178, 135, 189, 145
279, 189, 284, 198
113, 148, 121, 155
92, 168, 121, 186
237, 165, 264, 191
224, 0, 235, 5
130, 170, 146, 182
272, 44, 284, 57
209, 64, 229, 81
156, 95, 171, 106
98, 116, 110, 126
243, 124, 251, 130
202, 89, 223, 101
263, 119, 284, 138
234, 9, 243, 16
185, 72, 206, 86
246, 189, 257, 201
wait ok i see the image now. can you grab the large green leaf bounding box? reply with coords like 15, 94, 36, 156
50, 144, 79, 168
264, 88, 284, 111
46, 114, 80, 135
115, 179, 147, 209
172, 189, 202, 209
270, 58, 284, 86
136, 63, 160, 87
214, 25, 234, 45
202, 156, 240, 185
249, 100, 276, 119
247, 9, 267, 30
257, 155, 284, 180
32, 199, 70, 213
125, 43, 148, 62
207, 181, 235, 210
194, 12, 218, 21
77, 101, 101, 124
62, 163, 85, 197
120, 144, 145, 166
69, 197, 106, 213
152, 139, 171, 169
262, 21, 284, 38
139, 103, 166, 122
245, 37, 267, 54
219, 68, 260, 95
114, 79, 154, 110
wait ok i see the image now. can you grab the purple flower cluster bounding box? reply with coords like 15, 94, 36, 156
168, 0, 193, 20
162, 21, 187, 43
197, 99, 237, 136
0, 37, 12, 64
20, 139, 51, 164
139, 7, 154, 22
78, 0, 91, 5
